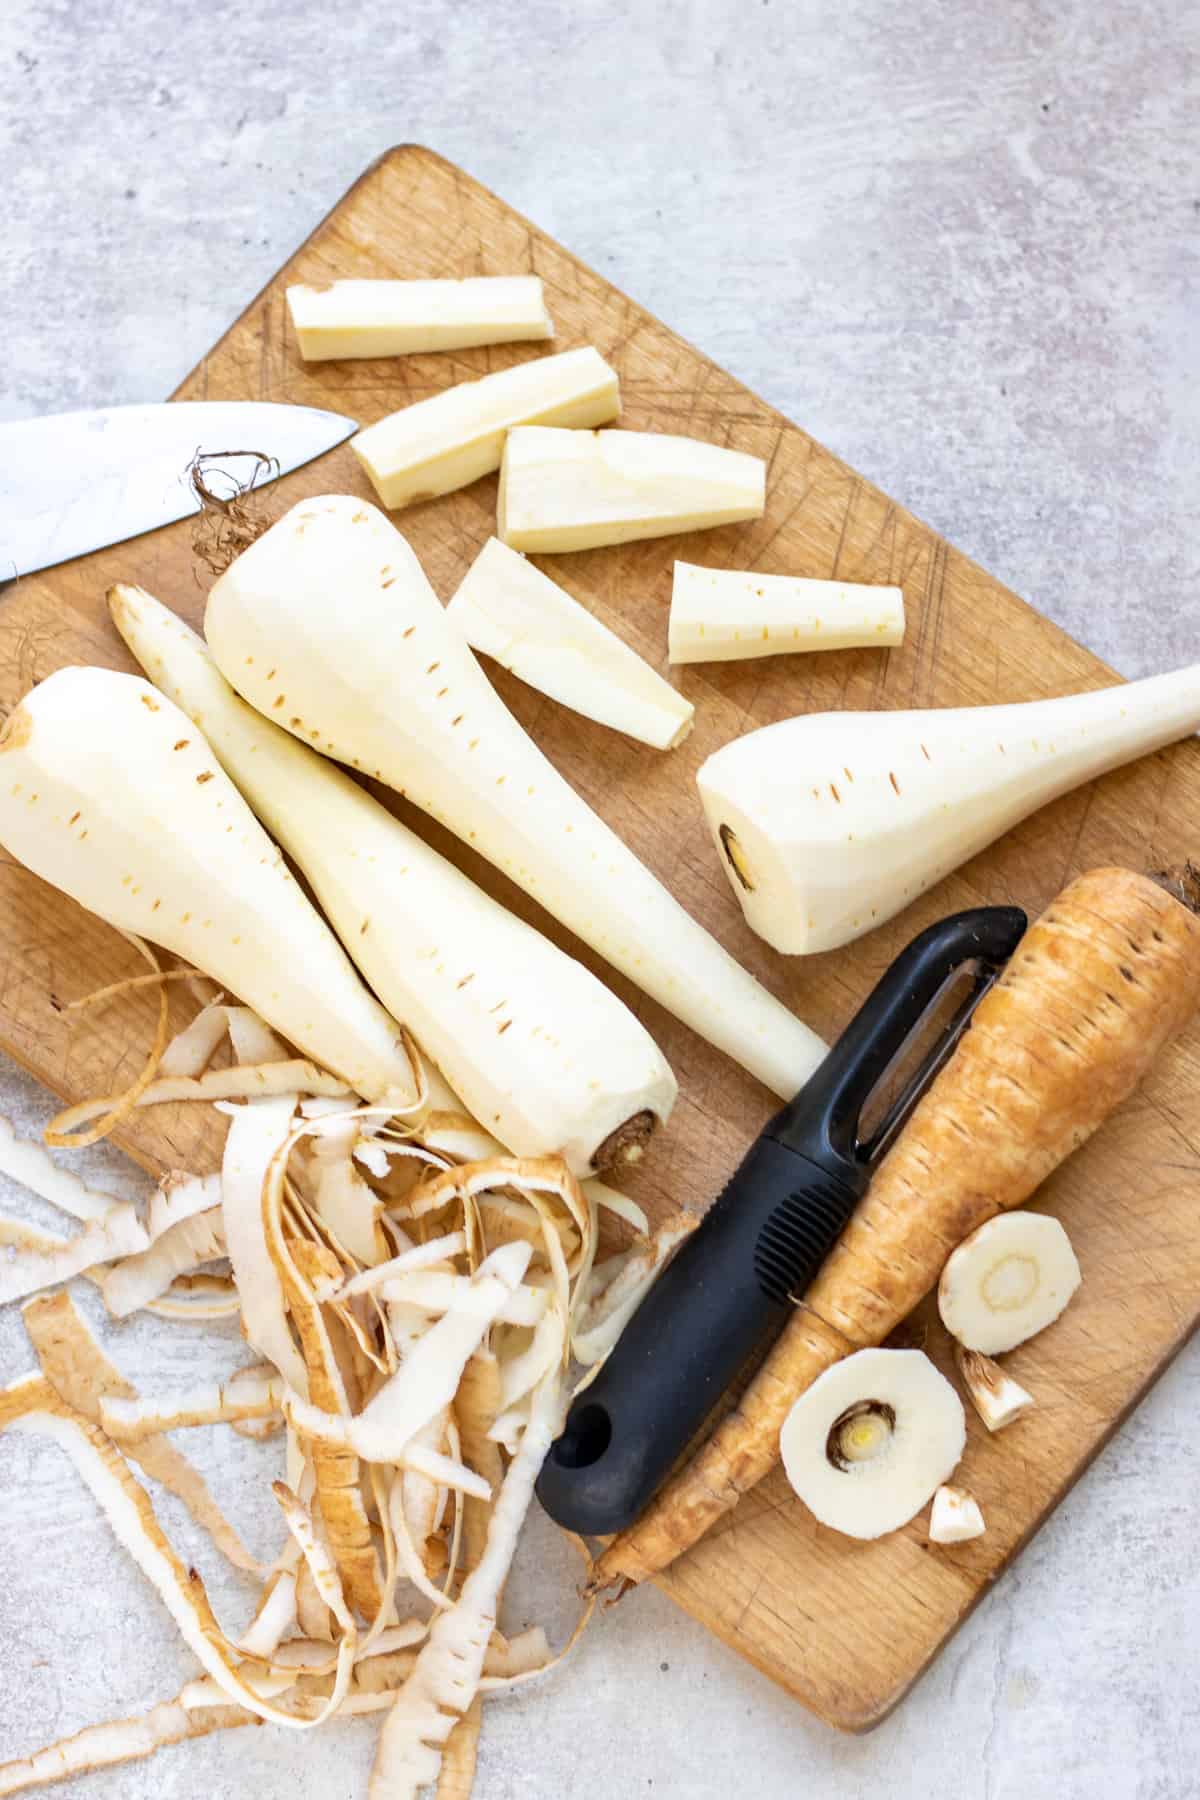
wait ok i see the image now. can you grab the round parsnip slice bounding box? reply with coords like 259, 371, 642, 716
939, 1212, 1081, 1354
779, 1348, 966, 1540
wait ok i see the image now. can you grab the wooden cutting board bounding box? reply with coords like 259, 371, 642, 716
3, 145, 1199, 1733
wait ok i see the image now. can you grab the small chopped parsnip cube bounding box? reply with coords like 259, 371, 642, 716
286, 276, 554, 361
668, 562, 906, 664
498, 427, 766, 553
351, 346, 620, 510
446, 537, 694, 750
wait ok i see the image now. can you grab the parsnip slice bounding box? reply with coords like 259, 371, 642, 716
939, 1212, 1081, 1354
287, 276, 553, 361
779, 1349, 965, 1540
668, 562, 906, 664
446, 537, 693, 749
498, 426, 766, 553
351, 346, 619, 510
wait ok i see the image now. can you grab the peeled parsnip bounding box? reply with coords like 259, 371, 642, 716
286, 276, 553, 361
110, 583, 676, 1176
446, 537, 694, 750
668, 562, 906, 664
698, 669, 1200, 953
205, 496, 827, 1099
0, 667, 416, 1107
351, 346, 619, 510
498, 426, 766, 552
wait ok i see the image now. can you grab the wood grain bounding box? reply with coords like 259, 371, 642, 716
2, 145, 1198, 1731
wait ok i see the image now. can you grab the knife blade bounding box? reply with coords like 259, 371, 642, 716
0, 401, 357, 579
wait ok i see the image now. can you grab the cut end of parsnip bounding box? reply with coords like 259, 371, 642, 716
954, 1344, 1035, 1431
498, 426, 766, 554
929, 1484, 986, 1545
779, 1348, 966, 1540
446, 537, 694, 750
286, 276, 553, 361
939, 1212, 1081, 1355
668, 562, 906, 665
351, 345, 620, 510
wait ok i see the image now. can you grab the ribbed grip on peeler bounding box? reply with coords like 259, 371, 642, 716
754, 1174, 863, 1304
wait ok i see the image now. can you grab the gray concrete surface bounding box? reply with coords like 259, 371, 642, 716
1, 0, 1198, 1795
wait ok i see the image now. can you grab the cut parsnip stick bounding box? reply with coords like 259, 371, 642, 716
697, 667, 1200, 954
112, 583, 676, 1175
206, 498, 826, 1099
446, 537, 694, 750
351, 346, 619, 510
498, 426, 765, 553
286, 276, 553, 361
0, 668, 416, 1107
668, 562, 906, 664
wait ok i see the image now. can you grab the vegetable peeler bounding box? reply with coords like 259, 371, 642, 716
536, 905, 1027, 1537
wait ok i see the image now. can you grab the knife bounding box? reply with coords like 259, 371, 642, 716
0, 401, 357, 580
536, 904, 1027, 1538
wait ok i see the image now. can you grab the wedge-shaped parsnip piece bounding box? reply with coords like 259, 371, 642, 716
697, 666, 1200, 953
955, 1345, 1035, 1431
351, 345, 619, 510
111, 582, 676, 1175
205, 497, 827, 1098
929, 1484, 985, 1544
939, 1211, 1081, 1354
286, 276, 553, 361
446, 537, 694, 750
0, 667, 416, 1106
668, 562, 906, 664
498, 426, 766, 553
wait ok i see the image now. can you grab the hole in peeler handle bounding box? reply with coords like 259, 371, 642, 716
548, 1402, 613, 1470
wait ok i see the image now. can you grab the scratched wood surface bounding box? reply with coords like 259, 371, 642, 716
2, 146, 1198, 1731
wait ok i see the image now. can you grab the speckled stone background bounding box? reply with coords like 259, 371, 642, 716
1, 1, 1198, 1795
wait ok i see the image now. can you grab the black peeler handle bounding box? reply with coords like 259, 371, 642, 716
537, 906, 1026, 1537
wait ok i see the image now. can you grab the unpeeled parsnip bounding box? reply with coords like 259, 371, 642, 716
0, 667, 416, 1107
590, 866, 1200, 1587
205, 496, 826, 1099
110, 583, 677, 1176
